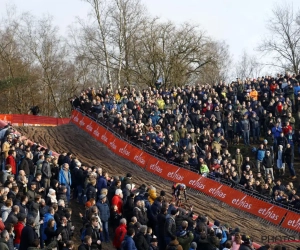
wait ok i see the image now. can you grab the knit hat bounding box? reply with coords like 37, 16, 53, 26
126, 173, 132, 178
264, 139, 268, 143
179, 230, 187, 237
160, 191, 166, 196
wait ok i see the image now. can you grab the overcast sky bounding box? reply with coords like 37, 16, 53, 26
1, 0, 300, 73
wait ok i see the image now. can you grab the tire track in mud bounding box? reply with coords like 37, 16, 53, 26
17, 125, 299, 248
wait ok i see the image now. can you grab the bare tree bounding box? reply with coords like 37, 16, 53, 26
82, 0, 113, 87
235, 51, 263, 80
18, 14, 75, 117
258, 3, 300, 74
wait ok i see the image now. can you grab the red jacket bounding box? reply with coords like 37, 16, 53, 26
112, 195, 123, 214
14, 221, 25, 244
113, 224, 127, 248
0, 219, 4, 233
6, 155, 16, 175
283, 125, 292, 135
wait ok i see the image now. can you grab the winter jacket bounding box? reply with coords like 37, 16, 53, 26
256, 149, 265, 161
178, 231, 194, 250
85, 225, 101, 248
166, 239, 183, 250
97, 175, 107, 191
113, 224, 127, 248
111, 195, 123, 214
134, 232, 149, 250
42, 213, 56, 240
133, 206, 148, 225
59, 169, 71, 186
240, 119, 250, 131
6, 156, 16, 175
14, 221, 25, 244
0, 238, 8, 250
19, 225, 38, 250
262, 155, 273, 168
123, 235, 138, 250
42, 161, 52, 179
148, 188, 157, 205
1, 206, 11, 223
96, 201, 110, 222
164, 214, 177, 239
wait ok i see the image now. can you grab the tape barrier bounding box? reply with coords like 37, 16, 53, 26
71, 110, 299, 233
0, 114, 69, 126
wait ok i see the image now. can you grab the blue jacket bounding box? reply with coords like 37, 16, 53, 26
42, 213, 56, 240
59, 169, 72, 186
97, 176, 107, 191
257, 149, 266, 161
271, 126, 282, 139
96, 201, 110, 222
123, 235, 137, 250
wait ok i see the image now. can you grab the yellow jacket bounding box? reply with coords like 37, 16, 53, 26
2, 141, 10, 159
148, 188, 157, 204
156, 99, 165, 110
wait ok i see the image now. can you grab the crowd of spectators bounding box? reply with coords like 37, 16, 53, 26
71, 73, 300, 211
0, 124, 276, 250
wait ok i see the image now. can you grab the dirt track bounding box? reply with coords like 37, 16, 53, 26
17, 124, 300, 249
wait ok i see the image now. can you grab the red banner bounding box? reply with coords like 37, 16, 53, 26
0, 114, 69, 126
281, 211, 300, 232
145, 157, 180, 182
72, 111, 297, 231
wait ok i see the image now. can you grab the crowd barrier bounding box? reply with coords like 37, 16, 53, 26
71, 109, 300, 234
0, 114, 69, 126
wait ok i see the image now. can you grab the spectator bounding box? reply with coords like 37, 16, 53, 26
111, 189, 123, 215
19, 216, 38, 250
59, 163, 72, 202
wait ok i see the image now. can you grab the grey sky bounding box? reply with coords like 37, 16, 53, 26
1, 0, 300, 74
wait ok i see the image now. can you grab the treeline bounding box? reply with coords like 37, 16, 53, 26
0, 1, 230, 117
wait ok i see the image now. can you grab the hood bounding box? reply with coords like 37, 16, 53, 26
1, 206, 11, 212
44, 213, 54, 222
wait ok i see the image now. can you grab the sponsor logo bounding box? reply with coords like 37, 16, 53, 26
167, 168, 184, 181
287, 218, 300, 230
149, 161, 163, 173
209, 185, 227, 199
73, 115, 79, 122
86, 122, 93, 132
79, 118, 85, 127
134, 153, 146, 165
258, 206, 279, 221
232, 195, 252, 209
189, 176, 205, 190
119, 145, 130, 156
261, 235, 300, 247
109, 139, 117, 150
101, 132, 108, 142
93, 127, 100, 137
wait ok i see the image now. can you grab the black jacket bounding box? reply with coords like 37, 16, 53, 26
19, 225, 38, 250
134, 232, 149, 250
164, 214, 176, 239
262, 155, 273, 168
